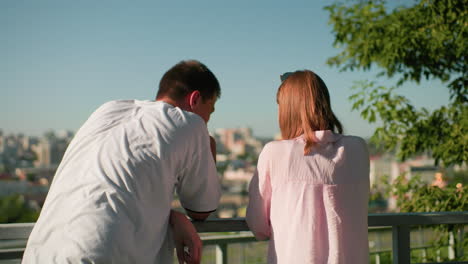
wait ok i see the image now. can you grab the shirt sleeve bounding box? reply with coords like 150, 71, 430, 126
246, 143, 272, 240
176, 120, 221, 213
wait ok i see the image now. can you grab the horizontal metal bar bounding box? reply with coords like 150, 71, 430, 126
1, 242, 462, 261
194, 218, 249, 232
1, 212, 466, 238
193, 212, 468, 232
0, 248, 24, 260
0, 223, 34, 240
201, 234, 258, 246
368, 212, 468, 226
369, 249, 392, 254
350, 243, 453, 255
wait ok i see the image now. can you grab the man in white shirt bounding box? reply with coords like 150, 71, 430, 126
22, 60, 222, 264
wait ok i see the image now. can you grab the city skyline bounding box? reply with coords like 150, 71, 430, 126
2, 1, 451, 138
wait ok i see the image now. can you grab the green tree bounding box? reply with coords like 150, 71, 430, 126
0, 194, 40, 223
325, 0, 467, 166
381, 175, 468, 261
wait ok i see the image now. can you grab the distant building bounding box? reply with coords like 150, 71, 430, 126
224, 168, 254, 182
31, 131, 73, 167
0, 180, 49, 200
213, 127, 263, 157
370, 153, 441, 211
0, 172, 13, 180
0, 131, 73, 174
216, 154, 229, 162
15, 166, 57, 184
0, 131, 4, 153
32, 138, 51, 167
369, 154, 399, 188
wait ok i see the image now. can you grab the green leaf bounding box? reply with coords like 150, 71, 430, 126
326, 0, 468, 166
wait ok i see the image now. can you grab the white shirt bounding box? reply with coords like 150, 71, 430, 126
23, 100, 221, 264
246, 131, 369, 264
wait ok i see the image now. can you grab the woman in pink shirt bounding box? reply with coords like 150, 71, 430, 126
246, 70, 370, 263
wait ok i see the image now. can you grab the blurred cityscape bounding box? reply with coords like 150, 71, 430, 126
0, 128, 466, 223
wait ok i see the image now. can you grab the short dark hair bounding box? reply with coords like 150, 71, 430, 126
156, 60, 221, 102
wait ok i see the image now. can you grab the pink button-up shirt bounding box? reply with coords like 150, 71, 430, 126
246, 131, 370, 263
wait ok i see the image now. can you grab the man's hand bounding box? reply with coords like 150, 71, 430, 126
170, 210, 202, 264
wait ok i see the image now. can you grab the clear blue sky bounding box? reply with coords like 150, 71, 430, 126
1, 1, 450, 138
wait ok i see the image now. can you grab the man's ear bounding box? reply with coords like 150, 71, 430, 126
188, 90, 201, 110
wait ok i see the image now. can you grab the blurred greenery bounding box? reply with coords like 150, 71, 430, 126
446, 169, 468, 186
326, 0, 467, 166
235, 152, 258, 165
327, 0, 468, 258
377, 173, 467, 261
0, 194, 40, 223
389, 175, 467, 213
369, 189, 388, 213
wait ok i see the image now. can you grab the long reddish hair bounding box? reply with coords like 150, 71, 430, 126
277, 70, 343, 154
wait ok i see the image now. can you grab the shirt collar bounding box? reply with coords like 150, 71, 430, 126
296, 130, 342, 143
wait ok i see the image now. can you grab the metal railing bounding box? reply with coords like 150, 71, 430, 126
193, 212, 468, 264
1, 212, 467, 264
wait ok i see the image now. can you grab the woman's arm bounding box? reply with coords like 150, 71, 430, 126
246, 145, 272, 240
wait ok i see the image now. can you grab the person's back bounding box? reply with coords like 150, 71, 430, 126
246, 70, 370, 263
23, 100, 219, 263
23, 60, 222, 264
248, 132, 369, 263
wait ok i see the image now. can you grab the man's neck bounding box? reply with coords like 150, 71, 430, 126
156, 97, 190, 111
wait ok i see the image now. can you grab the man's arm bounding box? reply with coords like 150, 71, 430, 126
183, 135, 216, 221
170, 210, 202, 264
185, 208, 212, 221
209, 136, 216, 163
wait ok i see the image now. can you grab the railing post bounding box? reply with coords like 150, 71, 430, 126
216, 243, 227, 264
392, 225, 410, 264
457, 226, 464, 259
448, 229, 455, 260
419, 226, 427, 262
375, 231, 381, 264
